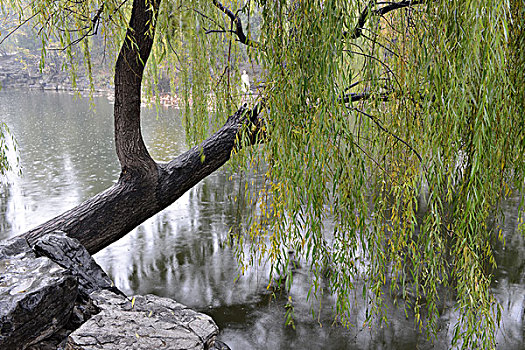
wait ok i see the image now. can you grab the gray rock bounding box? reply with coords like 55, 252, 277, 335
33, 233, 120, 298
1, 235, 229, 350
43, 84, 58, 91
209, 340, 231, 350
26, 327, 71, 350
0, 237, 78, 349
0, 237, 34, 259
67, 290, 219, 350
28, 72, 42, 79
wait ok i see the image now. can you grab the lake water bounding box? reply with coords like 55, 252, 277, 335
0, 90, 523, 349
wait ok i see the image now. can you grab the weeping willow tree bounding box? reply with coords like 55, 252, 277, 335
0, 0, 524, 348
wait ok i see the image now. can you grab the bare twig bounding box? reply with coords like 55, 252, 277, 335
0, 12, 40, 45
352, 139, 396, 183
344, 49, 401, 90
205, 29, 228, 35
192, 7, 226, 33
49, 4, 105, 51
360, 32, 399, 58
346, 0, 426, 40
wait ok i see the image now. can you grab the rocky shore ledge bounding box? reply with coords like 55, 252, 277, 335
0, 233, 230, 350
0, 53, 110, 93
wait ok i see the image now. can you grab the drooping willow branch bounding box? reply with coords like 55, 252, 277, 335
351, 106, 424, 164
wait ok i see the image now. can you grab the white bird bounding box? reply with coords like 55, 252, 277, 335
241, 70, 251, 93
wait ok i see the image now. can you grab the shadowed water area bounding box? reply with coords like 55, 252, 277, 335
0, 90, 523, 349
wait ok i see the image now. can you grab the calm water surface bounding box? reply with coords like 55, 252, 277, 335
0, 90, 523, 349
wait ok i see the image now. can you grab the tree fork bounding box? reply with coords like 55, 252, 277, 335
23, 106, 261, 254
21, 0, 265, 254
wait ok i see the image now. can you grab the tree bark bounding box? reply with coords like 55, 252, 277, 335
21, 0, 262, 254
114, 0, 159, 179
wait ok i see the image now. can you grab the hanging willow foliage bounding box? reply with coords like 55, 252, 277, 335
1, 0, 524, 348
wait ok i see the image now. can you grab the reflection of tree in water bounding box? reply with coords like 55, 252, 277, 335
494, 194, 525, 284
490, 194, 525, 347
0, 185, 16, 238
99, 169, 263, 308
1, 90, 521, 349
96, 171, 524, 349
98, 173, 525, 349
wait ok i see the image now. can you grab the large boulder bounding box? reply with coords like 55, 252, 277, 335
0, 237, 78, 349
66, 290, 220, 350
1, 234, 229, 350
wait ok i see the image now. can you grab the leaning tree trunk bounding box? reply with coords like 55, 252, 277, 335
22, 0, 260, 254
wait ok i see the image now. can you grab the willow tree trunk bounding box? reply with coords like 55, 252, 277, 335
22, 0, 259, 254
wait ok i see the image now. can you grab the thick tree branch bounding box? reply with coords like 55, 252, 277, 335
210, 0, 259, 48
343, 91, 391, 103
346, 0, 426, 40
22, 105, 264, 254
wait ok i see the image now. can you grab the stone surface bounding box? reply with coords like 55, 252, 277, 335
33, 233, 122, 298
1, 235, 230, 350
0, 237, 78, 349
209, 340, 231, 350
0, 236, 34, 258
66, 290, 220, 350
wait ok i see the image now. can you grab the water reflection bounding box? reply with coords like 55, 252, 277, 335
0, 90, 522, 349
